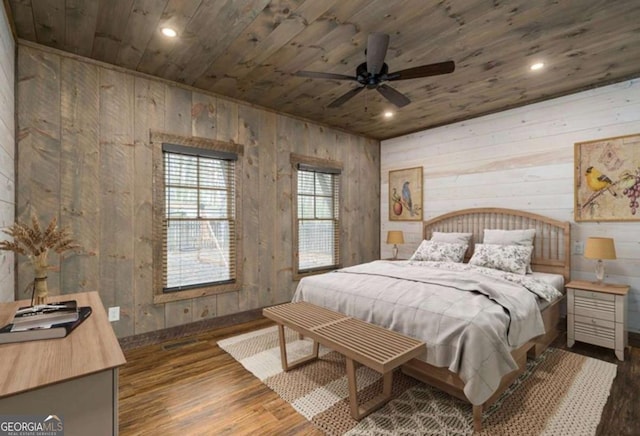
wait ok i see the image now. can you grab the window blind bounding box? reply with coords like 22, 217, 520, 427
163, 147, 236, 292
297, 168, 340, 273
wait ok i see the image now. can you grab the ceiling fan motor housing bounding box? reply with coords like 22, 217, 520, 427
357, 62, 389, 88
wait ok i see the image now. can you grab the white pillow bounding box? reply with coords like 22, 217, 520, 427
483, 229, 535, 246
483, 229, 536, 273
469, 243, 534, 275
410, 240, 468, 263
431, 231, 473, 245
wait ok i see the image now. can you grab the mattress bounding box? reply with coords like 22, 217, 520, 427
292, 260, 562, 405
529, 271, 565, 292
528, 271, 565, 311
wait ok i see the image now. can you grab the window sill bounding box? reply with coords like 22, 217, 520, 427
293, 265, 342, 281
153, 281, 240, 304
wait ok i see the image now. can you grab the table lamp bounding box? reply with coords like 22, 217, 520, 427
386, 230, 404, 260
584, 237, 616, 284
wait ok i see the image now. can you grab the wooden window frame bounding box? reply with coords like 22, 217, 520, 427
291, 153, 343, 280
151, 132, 243, 304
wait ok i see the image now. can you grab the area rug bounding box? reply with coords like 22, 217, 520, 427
218, 326, 617, 435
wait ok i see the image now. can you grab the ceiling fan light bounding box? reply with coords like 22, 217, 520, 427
530, 62, 544, 71
161, 27, 177, 38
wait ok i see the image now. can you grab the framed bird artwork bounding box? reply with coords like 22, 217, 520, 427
389, 167, 423, 221
574, 134, 640, 221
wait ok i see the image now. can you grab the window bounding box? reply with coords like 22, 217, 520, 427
152, 132, 242, 303
292, 155, 342, 276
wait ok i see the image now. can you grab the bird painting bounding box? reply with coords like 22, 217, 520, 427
402, 181, 419, 216
389, 167, 423, 221
585, 166, 617, 197
575, 136, 640, 221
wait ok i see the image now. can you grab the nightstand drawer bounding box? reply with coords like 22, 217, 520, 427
574, 315, 615, 348
573, 289, 615, 302
574, 314, 615, 330
573, 296, 615, 321
574, 329, 615, 349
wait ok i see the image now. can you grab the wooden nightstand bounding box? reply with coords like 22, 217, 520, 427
566, 280, 629, 361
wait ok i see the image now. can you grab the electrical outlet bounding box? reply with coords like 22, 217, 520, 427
573, 241, 584, 255
108, 306, 120, 322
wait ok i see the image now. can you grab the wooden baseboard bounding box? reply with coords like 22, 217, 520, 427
629, 331, 640, 348
118, 308, 265, 350
118, 312, 638, 353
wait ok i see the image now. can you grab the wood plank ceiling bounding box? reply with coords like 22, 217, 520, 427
7, 0, 640, 139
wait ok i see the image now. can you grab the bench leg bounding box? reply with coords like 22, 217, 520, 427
277, 324, 319, 371
346, 358, 393, 420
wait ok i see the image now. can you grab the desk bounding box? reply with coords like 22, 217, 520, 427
0, 292, 126, 435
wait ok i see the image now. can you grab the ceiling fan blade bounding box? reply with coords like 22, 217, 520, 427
296, 71, 356, 81
386, 61, 455, 81
376, 84, 410, 107
327, 87, 365, 108
366, 33, 390, 75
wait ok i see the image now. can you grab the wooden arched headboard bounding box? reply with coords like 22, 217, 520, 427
423, 208, 571, 281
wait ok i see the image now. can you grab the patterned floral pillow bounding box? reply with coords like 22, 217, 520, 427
483, 229, 536, 273
469, 243, 533, 275
409, 241, 468, 263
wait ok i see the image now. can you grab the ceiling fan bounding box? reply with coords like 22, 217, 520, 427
296, 33, 455, 108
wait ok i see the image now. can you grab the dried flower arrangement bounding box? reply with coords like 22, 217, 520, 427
0, 213, 79, 304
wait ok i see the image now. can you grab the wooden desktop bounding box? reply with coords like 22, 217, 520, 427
0, 291, 126, 436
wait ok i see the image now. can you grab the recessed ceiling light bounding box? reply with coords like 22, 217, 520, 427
161, 27, 177, 38
530, 62, 545, 71
384, 111, 394, 118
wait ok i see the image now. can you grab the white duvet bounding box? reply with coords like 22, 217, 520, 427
292, 260, 558, 405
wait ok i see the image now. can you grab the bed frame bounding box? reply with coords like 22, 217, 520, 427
400, 207, 571, 432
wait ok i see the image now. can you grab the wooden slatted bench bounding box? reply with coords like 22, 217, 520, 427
263, 302, 426, 420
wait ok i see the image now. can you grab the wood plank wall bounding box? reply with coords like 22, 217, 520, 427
15, 43, 380, 337
380, 78, 640, 332
0, 4, 15, 302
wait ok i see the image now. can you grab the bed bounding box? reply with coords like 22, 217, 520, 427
292, 208, 571, 431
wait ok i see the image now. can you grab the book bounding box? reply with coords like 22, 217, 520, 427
11, 300, 79, 331
11, 311, 80, 331
0, 306, 92, 344
13, 300, 78, 318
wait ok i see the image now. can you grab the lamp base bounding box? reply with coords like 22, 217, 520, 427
594, 259, 605, 284
392, 244, 398, 260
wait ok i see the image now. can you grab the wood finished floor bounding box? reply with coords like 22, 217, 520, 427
119, 319, 639, 436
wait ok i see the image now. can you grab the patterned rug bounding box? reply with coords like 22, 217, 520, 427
218, 326, 617, 435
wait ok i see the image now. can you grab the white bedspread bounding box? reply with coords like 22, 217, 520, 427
292, 260, 552, 405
